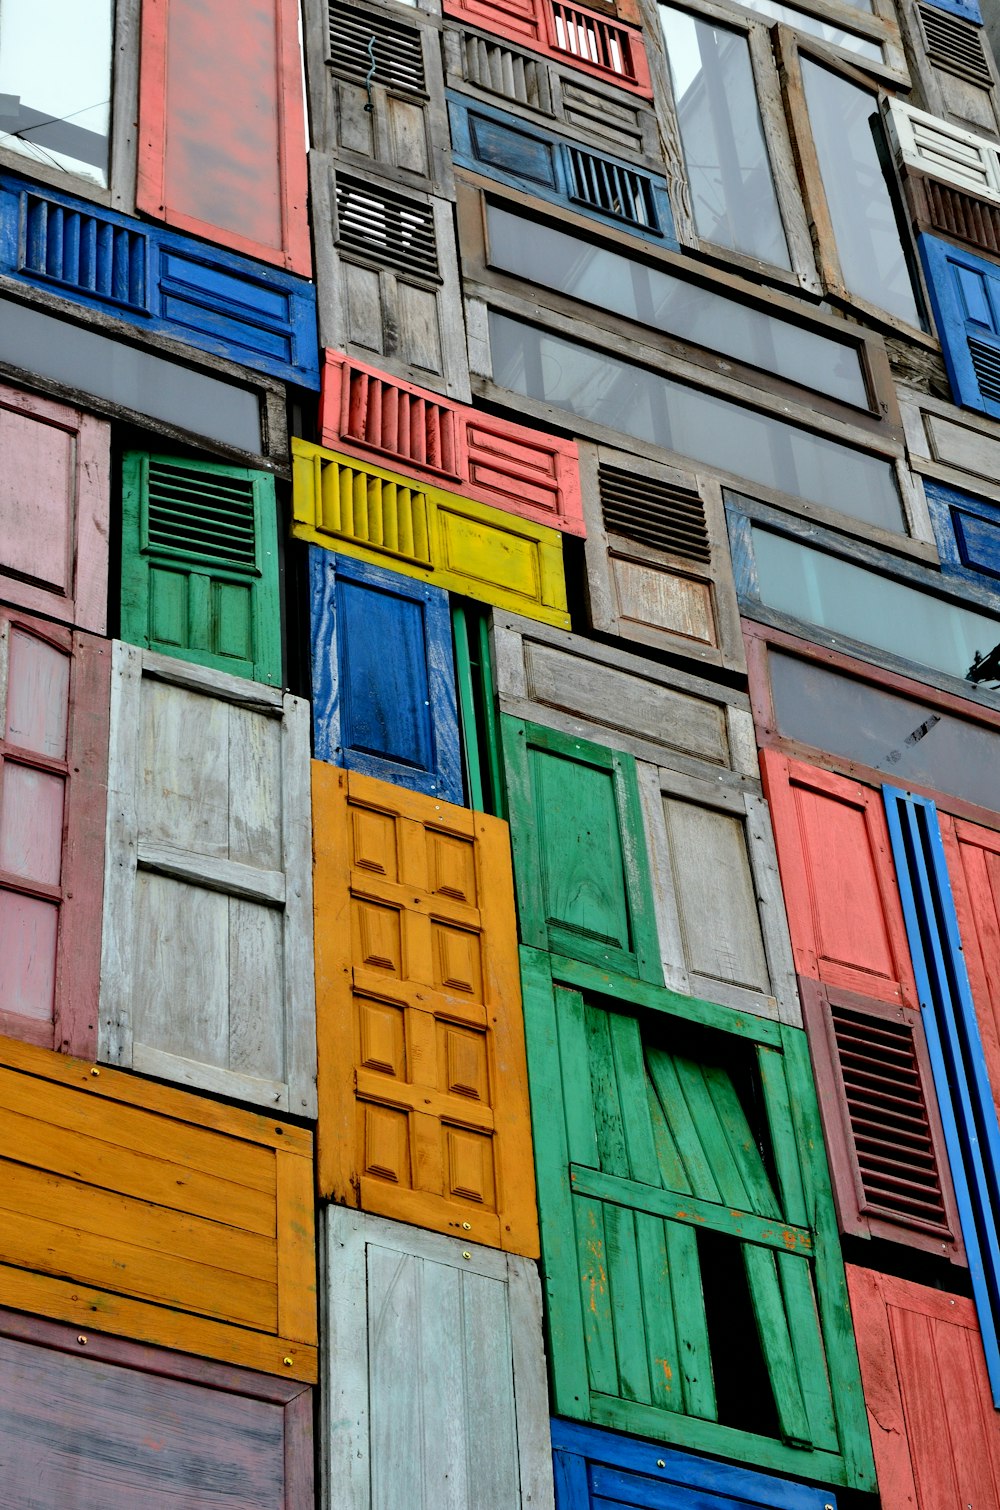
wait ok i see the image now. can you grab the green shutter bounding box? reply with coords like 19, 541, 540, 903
501, 716, 661, 983
451, 599, 506, 817
121, 452, 282, 685
521, 947, 876, 1490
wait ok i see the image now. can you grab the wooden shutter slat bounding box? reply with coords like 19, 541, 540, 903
442, 0, 652, 95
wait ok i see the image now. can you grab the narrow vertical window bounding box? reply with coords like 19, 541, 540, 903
0, 0, 112, 186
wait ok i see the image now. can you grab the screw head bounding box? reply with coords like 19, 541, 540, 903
461, 1222, 471, 1231
77, 1335, 87, 1345
462, 1251, 472, 1260
656, 1460, 665, 1469
90, 1067, 100, 1077
282, 1357, 294, 1368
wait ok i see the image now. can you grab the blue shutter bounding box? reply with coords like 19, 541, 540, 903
883, 785, 1000, 1404
309, 546, 463, 802
0, 174, 319, 388
919, 0, 983, 23
919, 234, 1000, 419
551, 1419, 836, 1510
925, 479, 1000, 585
447, 94, 676, 247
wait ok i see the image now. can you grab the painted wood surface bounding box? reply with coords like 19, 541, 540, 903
502, 716, 662, 983
99, 644, 317, 1117
0, 610, 110, 1058
120, 452, 283, 686
0, 1307, 313, 1508
320, 350, 585, 534
312, 764, 538, 1255
323, 1208, 554, 1510
0, 381, 109, 633
292, 439, 570, 626
137, 0, 310, 273
520, 948, 874, 1489
761, 751, 919, 1007
847, 1265, 1000, 1508
310, 547, 463, 803
942, 813, 1000, 1114
441, 0, 652, 96
920, 233, 1000, 420
925, 477, 1000, 588
0, 1036, 317, 1379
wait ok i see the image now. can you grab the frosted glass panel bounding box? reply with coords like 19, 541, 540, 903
0, 0, 112, 184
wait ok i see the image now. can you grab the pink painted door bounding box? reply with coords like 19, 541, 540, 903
0, 383, 109, 633
941, 814, 1000, 1117
0, 610, 110, 1056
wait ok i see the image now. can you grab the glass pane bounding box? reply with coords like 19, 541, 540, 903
769, 649, 1000, 813
802, 60, 921, 327
658, 6, 790, 267
489, 311, 904, 531
751, 526, 1000, 683
0, 0, 112, 185
740, 0, 880, 55
486, 202, 869, 409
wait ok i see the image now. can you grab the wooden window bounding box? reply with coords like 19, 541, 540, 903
99, 644, 317, 1117
884, 785, 1000, 1402
452, 598, 506, 816
0, 1308, 314, 1508
309, 546, 463, 804
904, 0, 1000, 139
942, 815, 1000, 1116
887, 97, 1000, 201
441, 0, 652, 97
324, 1210, 553, 1509
801, 979, 963, 1258
137, 0, 310, 274
120, 452, 283, 687
920, 233, 1000, 419
847, 1266, 1000, 1507
0, 1035, 317, 1379
292, 439, 571, 627
0, 609, 110, 1058
320, 350, 585, 535
761, 752, 918, 1007
551, 1418, 837, 1510
521, 948, 875, 1489
312, 765, 538, 1255
925, 478, 1000, 582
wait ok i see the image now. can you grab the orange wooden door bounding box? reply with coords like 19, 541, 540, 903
312, 764, 538, 1257
940, 814, 1000, 1115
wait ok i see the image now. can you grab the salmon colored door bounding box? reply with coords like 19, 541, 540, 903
941, 814, 1000, 1116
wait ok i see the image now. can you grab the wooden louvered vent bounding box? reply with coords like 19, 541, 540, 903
461, 33, 547, 112
335, 175, 440, 281
343, 365, 460, 476
922, 178, 1000, 255
970, 339, 1000, 403
21, 193, 148, 309
327, 3, 426, 93
918, 3, 993, 89
550, 1, 637, 82
566, 146, 658, 230
599, 464, 710, 560
145, 460, 258, 569
832, 1003, 952, 1234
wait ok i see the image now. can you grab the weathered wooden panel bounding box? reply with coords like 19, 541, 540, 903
502, 716, 662, 982
761, 752, 918, 1008
920, 233, 1000, 420
0, 611, 110, 1058
924, 477, 1000, 585
320, 350, 585, 534
312, 765, 538, 1255
292, 439, 570, 626
521, 949, 875, 1489
441, 0, 652, 96
137, 0, 310, 273
324, 1209, 553, 1510
900, 383, 1000, 505
888, 97, 1000, 200
847, 1265, 1000, 1507
0, 1308, 313, 1509
0, 382, 109, 633
99, 645, 316, 1117
942, 814, 1000, 1114
0, 1036, 316, 1379
309, 547, 463, 803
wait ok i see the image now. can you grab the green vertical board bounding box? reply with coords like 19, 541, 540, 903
502, 717, 662, 983
451, 599, 506, 817
121, 452, 282, 685
519, 947, 876, 1490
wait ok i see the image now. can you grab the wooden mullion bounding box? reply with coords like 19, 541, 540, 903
746, 22, 822, 294
776, 29, 847, 300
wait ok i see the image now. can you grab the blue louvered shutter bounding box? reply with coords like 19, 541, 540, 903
920, 234, 1000, 418
309, 546, 462, 802
919, 0, 982, 24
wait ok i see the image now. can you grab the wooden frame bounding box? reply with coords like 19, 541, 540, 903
896, 0, 1000, 139
901, 379, 1000, 509
924, 476, 1000, 583
322, 1208, 554, 1510
0, 1306, 314, 1508
99, 643, 317, 1118
0, 1034, 317, 1379
440, 0, 654, 97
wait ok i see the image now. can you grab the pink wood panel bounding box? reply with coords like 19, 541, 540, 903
441, 0, 652, 95
137, 0, 311, 274
940, 814, 1000, 1118
0, 611, 110, 1058
0, 384, 109, 633
320, 350, 585, 535
760, 749, 918, 1007
847, 1266, 1000, 1509
0, 1306, 313, 1509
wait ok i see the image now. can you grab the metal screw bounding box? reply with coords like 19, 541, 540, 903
90, 1068, 100, 1077
77, 1335, 87, 1345
462, 1251, 471, 1260
462, 1222, 471, 1231
283, 1357, 294, 1368
656, 1460, 665, 1469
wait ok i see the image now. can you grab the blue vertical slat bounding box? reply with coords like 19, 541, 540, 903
883, 784, 1000, 1401
309, 547, 463, 804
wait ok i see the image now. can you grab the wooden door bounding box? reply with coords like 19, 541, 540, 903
941, 813, 1000, 1114
100, 644, 316, 1116
323, 1208, 553, 1510
0, 609, 110, 1058
0, 1036, 316, 1379
761, 751, 918, 1006
312, 765, 538, 1255
0, 383, 109, 632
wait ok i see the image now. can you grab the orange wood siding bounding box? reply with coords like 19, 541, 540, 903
940, 813, 1000, 1118
312, 764, 539, 1257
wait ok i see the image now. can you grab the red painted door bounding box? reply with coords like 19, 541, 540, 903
137, 0, 310, 274
940, 814, 1000, 1116
761, 751, 917, 1006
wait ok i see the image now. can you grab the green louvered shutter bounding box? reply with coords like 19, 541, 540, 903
121, 452, 281, 684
